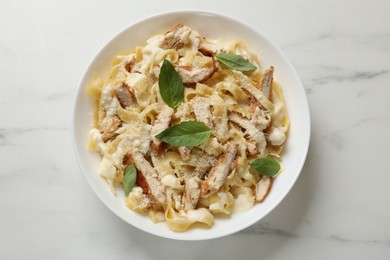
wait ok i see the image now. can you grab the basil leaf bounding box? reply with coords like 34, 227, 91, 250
155, 121, 212, 147
123, 164, 137, 196
216, 52, 257, 71
158, 59, 184, 108
250, 158, 281, 177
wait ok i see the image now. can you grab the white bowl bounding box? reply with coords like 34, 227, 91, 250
72, 10, 310, 240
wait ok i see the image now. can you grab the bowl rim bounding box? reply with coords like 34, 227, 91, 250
71, 9, 311, 240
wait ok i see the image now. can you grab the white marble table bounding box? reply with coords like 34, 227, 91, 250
1, 0, 389, 259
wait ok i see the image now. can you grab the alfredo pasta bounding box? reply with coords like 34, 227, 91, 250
87, 24, 289, 231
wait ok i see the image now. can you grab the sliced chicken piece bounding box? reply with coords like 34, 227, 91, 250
160, 24, 192, 50
260, 66, 274, 100
193, 97, 213, 128
100, 115, 122, 142
209, 94, 229, 141
184, 149, 216, 177
250, 98, 271, 131
183, 177, 201, 211
150, 150, 169, 180
201, 142, 238, 198
178, 146, 191, 161
255, 176, 272, 202
151, 65, 161, 80
115, 83, 138, 108
124, 54, 136, 73
150, 106, 174, 155
229, 113, 267, 155
126, 151, 166, 205
246, 138, 258, 155
199, 40, 219, 56
176, 53, 215, 84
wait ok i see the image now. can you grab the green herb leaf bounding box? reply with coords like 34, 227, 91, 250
216, 52, 257, 71
123, 164, 137, 196
250, 158, 281, 177
158, 59, 184, 108
155, 121, 212, 147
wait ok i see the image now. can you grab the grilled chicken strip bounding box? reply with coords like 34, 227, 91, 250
199, 40, 219, 56
183, 177, 201, 210
178, 146, 191, 161
201, 142, 238, 198
150, 106, 174, 154
115, 83, 138, 108
176, 54, 215, 84
126, 151, 166, 205
183, 149, 216, 178
160, 24, 192, 50
246, 138, 258, 155
255, 176, 272, 202
100, 115, 122, 142
124, 54, 136, 73
193, 97, 213, 128
260, 66, 274, 100
229, 113, 267, 155
250, 98, 271, 131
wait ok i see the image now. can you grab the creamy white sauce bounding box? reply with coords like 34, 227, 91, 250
233, 187, 255, 212
99, 157, 116, 182
199, 137, 224, 156
112, 123, 151, 166
125, 73, 146, 88
268, 127, 286, 146
100, 84, 120, 116
209, 192, 229, 211
137, 35, 164, 75
161, 175, 183, 190
89, 129, 111, 159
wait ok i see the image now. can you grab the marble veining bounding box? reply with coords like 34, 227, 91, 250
241, 222, 298, 238
0, 133, 6, 146
244, 220, 390, 246
329, 235, 390, 245
43, 92, 75, 101
311, 68, 388, 85
0, 127, 68, 140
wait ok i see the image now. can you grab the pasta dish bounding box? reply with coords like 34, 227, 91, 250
87, 24, 289, 231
